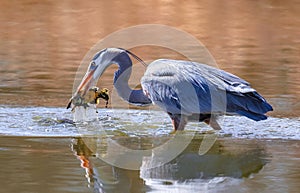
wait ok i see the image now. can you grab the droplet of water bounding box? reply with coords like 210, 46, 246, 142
73, 105, 98, 122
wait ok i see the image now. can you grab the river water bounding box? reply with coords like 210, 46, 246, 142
1, 0, 300, 193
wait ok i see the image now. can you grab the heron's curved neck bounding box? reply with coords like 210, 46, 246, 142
111, 52, 151, 105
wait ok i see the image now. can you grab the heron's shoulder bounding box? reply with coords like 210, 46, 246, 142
149, 59, 195, 66
145, 59, 173, 74
146, 59, 196, 72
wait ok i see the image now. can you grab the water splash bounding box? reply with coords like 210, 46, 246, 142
72, 105, 99, 122
0, 106, 299, 139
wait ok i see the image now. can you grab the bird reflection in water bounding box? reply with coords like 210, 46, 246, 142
71, 133, 269, 193
72, 137, 147, 193
72, 138, 94, 185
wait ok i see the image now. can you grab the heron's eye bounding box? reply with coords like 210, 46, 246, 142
90, 61, 96, 67
89, 61, 97, 70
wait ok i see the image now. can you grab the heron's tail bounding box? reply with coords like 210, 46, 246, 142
228, 91, 273, 121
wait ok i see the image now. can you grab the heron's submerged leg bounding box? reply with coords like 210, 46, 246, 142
168, 113, 188, 133
203, 116, 222, 130
197, 114, 222, 130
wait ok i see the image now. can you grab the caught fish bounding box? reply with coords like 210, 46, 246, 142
67, 87, 109, 112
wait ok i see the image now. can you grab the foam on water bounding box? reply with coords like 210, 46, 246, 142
219, 116, 300, 139
0, 106, 299, 139
0, 106, 76, 136
144, 177, 242, 193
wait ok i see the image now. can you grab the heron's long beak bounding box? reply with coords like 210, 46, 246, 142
76, 67, 98, 95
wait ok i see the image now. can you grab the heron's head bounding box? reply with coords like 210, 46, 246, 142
76, 48, 126, 95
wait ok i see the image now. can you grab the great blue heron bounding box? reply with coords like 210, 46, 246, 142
69, 48, 273, 131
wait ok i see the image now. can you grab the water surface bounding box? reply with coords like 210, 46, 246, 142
1, 0, 300, 192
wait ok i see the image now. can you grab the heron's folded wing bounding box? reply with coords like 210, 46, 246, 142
141, 60, 215, 114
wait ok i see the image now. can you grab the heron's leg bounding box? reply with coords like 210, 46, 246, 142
168, 113, 188, 133
204, 116, 222, 130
